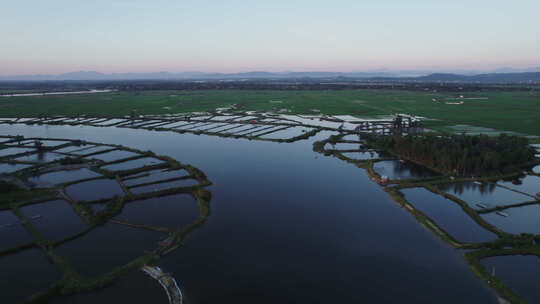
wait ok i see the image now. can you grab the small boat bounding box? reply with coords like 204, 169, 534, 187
473, 181, 482, 185
496, 211, 509, 217
476, 203, 487, 209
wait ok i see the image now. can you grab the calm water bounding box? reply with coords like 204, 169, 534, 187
325, 142, 364, 150
86, 150, 139, 162
101, 157, 162, 171
481, 204, 540, 235
29, 168, 101, 187
19, 200, 88, 241
437, 182, 532, 209
65, 178, 124, 201
115, 194, 201, 230
15, 151, 66, 163
130, 178, 200, 194
0, 89, 113, 97
401, 188, 497, 243
497, 175, 540, 196
341, 151, 380, 160
67, 145, 111, 155
0, 124, 497, 303
54, 271, 168, 304
55, 223, 165, 278
374, 160, 437, 180
481, 255, 540, 303
0, 147, 34, 157
123, 168, 189, 186
1, 248, 60, 303
0, 210, 34, 250
0, 162, 31, 173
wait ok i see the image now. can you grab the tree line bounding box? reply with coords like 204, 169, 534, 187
366, 133, 535, 176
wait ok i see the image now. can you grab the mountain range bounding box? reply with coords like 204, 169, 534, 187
1, 68, 540, 82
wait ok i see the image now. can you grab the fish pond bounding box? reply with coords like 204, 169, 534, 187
4, 122, 540, 303
481, 255, 540, 304
436, 182, 533, 210
497, 175, 540, 196
373, 160, 437, 180
400, 188, 497, 243
480, 204, 540, 235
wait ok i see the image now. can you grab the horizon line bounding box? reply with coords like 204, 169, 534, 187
3, 66, 540, 78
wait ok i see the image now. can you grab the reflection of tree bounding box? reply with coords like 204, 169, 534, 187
502, 174, 526, 185
393, 160, 434, 178
37, 151, 45, 161
438, 182, 497, 196
367, 133, 535, 176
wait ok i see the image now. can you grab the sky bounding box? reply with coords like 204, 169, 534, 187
2, 0, 540, 75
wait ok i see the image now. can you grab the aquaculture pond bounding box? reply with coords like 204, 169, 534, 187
0, 209, 34, 249
373, 160, 437, 180
122, 168, 189, 186
436, 182, 533, 210
480, 204, 540, 235
54, 222, 166, 278
129, 178, 200, 194
53, 271, 168, 304
1, 249, 60, 304
101, 157, 162, 171
325, 142, 364, 150
0, 123, 503, 303
19, 200, 89, 241
65, 178, 124, 201
14, 151, 66, 163
29, 168, 101, 187
481, 255, 540, 304
497, 175, 540, 196
114, 194, 201, 230
401, 188, 497, 243
0, 162, 31, 173
0, 147, 34, 157
87, 150, 139, 162
341, 151, 380, 160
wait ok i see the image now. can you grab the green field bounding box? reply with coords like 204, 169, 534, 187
1, 89, 539, 138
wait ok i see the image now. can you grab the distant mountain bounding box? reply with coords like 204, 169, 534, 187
1, 70, 540, 82
58, 71, 106, 80
0, 70, 394, 80
0, 70, 414, 80
416, 72, 540, 83
490, 67, 540, 73
0, 71, 191, 81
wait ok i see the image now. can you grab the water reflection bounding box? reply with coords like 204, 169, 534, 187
374, 160, 437, 180
438, 181, 497, 196
0, 125, 497, 303
401, 188, 497, 243
0, 135, 213, 303
498, 175, 540, 196
481, 256, 540, 304
436, 181, 532, 209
